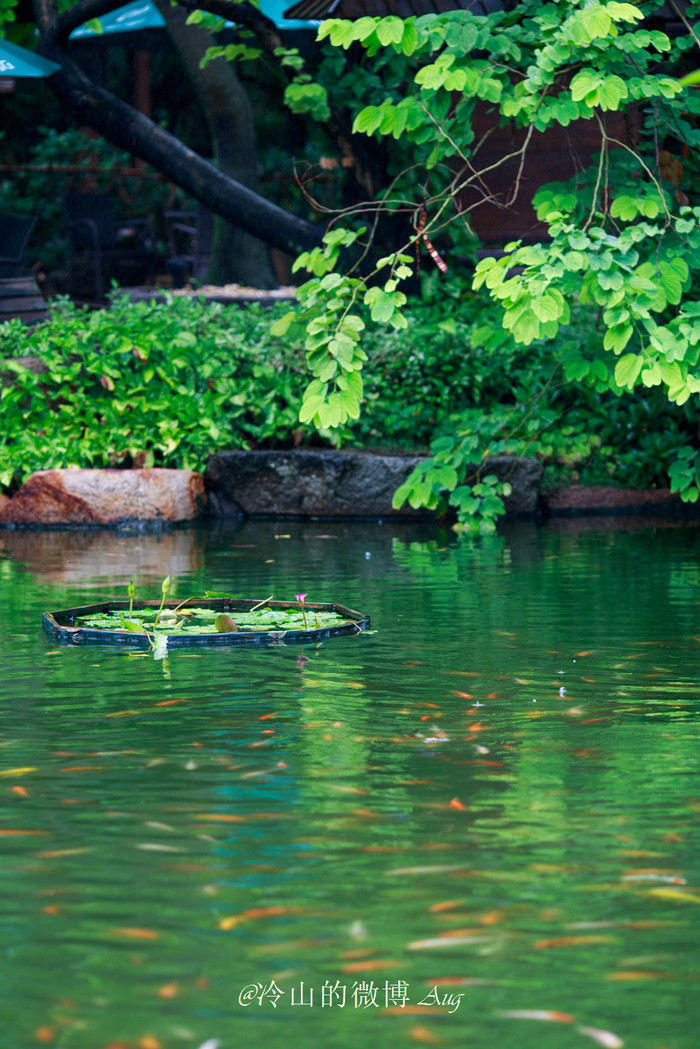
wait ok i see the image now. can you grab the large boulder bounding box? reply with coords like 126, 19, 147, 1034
204, 450, 542, 519
0, 468, 207, 527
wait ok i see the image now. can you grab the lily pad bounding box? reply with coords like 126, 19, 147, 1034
42, 597, 371, 649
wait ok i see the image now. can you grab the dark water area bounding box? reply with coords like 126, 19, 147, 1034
1, 517, 700, 1049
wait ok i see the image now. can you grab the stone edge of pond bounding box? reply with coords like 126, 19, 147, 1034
202, 449, 542, 520
539, 484, 699, 520
0, 452, 696, 528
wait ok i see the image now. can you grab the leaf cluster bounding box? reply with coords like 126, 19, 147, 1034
0, 293, 309, 489
270, 0, 700, 526
3, 275, 699, 523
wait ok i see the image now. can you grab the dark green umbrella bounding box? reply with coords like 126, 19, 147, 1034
0, 38, 60, 78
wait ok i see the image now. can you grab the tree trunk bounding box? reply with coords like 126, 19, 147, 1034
33, 0, 324, 265
154, 0, 277, 288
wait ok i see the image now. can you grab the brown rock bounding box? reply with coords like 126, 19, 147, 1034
541, 485, 683, 516
0, 469, 207, 526
0, 356, 48, 387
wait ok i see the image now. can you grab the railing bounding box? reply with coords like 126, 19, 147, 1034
0, 164, 164, 179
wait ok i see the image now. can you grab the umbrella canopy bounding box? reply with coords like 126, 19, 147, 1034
0, 38, 60, 78
69, 0, 319, 40
69, 1, 167, 40
285, 0, 484, 16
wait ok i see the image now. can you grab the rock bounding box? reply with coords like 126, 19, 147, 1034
204, 450, 542, 519
0, 356, 49, 388
205, 449, 425, 518
484, 455, 543, 514
540, 485, 686, 517
0, 468, 207, 527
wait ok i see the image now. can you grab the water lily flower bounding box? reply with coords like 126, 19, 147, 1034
295, 592, 308, 628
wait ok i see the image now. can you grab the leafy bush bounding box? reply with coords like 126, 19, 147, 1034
356, 278, 699, 531
0, 293, 309, 489
1, 284, 697, 511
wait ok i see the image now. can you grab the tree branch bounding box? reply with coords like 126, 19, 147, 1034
32, 0, 325, 258
49, 0, 133, 46
177, 0, 285, 54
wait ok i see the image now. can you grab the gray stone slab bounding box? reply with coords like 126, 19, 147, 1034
204, 450, 542, 519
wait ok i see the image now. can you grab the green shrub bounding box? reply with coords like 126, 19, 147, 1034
1, 284, 697, 507
0, 293, 309, 489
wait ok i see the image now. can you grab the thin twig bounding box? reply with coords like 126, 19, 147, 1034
668, 0, 700, 52
505, 123, 535, 207
584, 116, 608, 230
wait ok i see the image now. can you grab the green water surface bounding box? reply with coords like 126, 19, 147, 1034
1, 518, 699, 1049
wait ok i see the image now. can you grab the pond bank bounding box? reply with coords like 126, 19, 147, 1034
0, 450, 696, 528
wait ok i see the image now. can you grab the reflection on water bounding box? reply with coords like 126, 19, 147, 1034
0, 526, 209, 585
1, 518, 699, 1049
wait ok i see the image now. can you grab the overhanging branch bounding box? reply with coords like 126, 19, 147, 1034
33, 42, 325, 256
51, 0, 138, 46
176, 0, 285, 53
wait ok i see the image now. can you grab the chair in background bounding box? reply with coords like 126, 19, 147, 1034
0, 213, 38, 277
164, 203, 214, 286
63, 192, 156, 301
0, 276, 48, 325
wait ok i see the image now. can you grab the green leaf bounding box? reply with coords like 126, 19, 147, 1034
531, 292, 565, 323
392, 481, 411, 510
121, 620, 147, 634
569, 68, 628, 111
337, 385, 361, 419
401, 21, 419, 55
604, 323, 633, 354
607, 2, 644, 24
353, 105, 382, 135
415, 61, 450, 91
375, 16, 404, 46
611, 194, 643, 221
614, 353, 642, 388
284, 81, 330, 122
299, 394, 325, 424
659, 258, 689, 305
598, 75, 629, 111
317, 357, 338, 382
570, 68, 602, 103
364, 286, 405, 323
350, 16, 381, 43
318, 19, 356, 48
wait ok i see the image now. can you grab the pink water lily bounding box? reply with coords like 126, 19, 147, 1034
295, 592, 308, 628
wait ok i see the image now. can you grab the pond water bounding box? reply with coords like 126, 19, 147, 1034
1, 517, 700, 1049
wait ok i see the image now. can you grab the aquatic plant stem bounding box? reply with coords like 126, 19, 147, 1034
296, 592, 308, 629
153, 576, 171, 632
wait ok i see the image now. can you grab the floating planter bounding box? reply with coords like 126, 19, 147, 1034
42, 595, 370, 649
